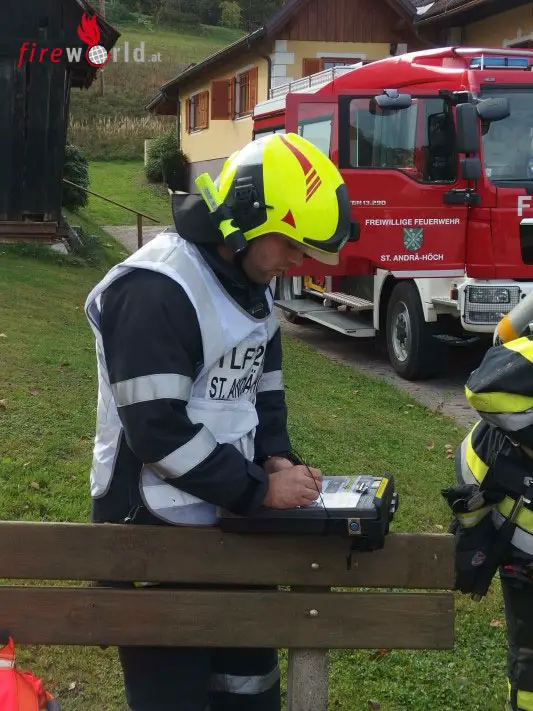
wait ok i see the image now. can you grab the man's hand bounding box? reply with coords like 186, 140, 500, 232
263, 456, 294, 475
262, 465, 322, 509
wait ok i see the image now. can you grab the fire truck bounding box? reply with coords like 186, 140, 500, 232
252, 46, 533, 380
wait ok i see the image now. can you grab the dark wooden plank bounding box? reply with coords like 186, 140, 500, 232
0, 588, 454, 649
8, 63, 26, 221
0, 62, 14, 219
46, 64, 69, 222
286, 0, 405, 43
0, 523, 454, 588
24, 62, 52, 219
0, 222, 58, 235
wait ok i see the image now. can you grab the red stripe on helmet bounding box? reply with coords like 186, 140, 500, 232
279, 135, 313, 175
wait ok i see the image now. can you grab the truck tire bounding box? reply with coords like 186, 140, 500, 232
277, 276, 306, 324
386, 282, 439, 380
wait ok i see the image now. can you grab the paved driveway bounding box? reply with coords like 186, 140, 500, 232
280, 315, 484, 430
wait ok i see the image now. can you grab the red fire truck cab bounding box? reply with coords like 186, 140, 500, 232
252, 46, 533, 380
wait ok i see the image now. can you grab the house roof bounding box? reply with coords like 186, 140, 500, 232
70, 0, 120, 88
412, 0, 493, 24
147, 0, 416, 112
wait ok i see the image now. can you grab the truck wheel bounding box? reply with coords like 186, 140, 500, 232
277, 276, 306, 324
386, 282, 439, 380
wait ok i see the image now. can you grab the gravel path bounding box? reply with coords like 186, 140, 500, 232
280, 316, 482, 430
104, 225, 171, 253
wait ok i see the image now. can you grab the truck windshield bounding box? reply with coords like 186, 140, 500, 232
481, 88, 533, 184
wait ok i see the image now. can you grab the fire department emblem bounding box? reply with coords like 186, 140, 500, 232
403, 227, 424, 252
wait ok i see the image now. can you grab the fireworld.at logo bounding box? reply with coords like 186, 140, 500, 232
17, 14, 162, 68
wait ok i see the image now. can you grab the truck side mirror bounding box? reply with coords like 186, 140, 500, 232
477, 97, 511, 122
460, 156, 482, 181
456, 103, 480, 155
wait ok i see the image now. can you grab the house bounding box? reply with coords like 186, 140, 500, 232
148, 0, 432, 191
0, 0, 119, 243
413, 0, 533, 49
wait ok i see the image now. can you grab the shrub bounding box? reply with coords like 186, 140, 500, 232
106, 2, 137, 23
62, 144, 89, 211
220, 1, 241, 28
145, 130, 190, 191
156, 0, 200, 28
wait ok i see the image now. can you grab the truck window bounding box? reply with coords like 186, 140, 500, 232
348, 97, 456, 183
253, 127, 286, 140
298, 104, 334, 157
480, 88, 533, 184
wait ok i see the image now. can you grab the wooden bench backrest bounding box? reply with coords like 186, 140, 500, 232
0, 523, 455, 649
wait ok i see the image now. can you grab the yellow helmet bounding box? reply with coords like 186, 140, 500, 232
211, 132, 351, 265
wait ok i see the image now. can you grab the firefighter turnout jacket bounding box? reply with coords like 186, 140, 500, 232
445, 336, 533, 711
452, 336, 533, 563
84, 227, 291, 526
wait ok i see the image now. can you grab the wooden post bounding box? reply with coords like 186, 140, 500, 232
99, 0, 105, 97
286, 586, 329, 711
137, 214, 143, 250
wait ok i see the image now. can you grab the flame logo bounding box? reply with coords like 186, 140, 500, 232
77, 14, 101, 47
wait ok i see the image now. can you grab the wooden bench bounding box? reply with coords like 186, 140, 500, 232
0, 522, 454, 710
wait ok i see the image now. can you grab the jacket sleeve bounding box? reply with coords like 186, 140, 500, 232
100, 269, 268, 515
254, 322, 292, 462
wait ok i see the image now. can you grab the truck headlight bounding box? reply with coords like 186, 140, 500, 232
467, 287, 511, 304
464, 285, 521, 326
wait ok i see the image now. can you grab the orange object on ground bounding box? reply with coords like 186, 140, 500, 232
0, 636, 60, 710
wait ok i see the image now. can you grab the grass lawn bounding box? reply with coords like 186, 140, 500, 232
0, 218, 508, 709
81, 160, 172, 227
69, 23, 243, 122
111, 23, 245, 65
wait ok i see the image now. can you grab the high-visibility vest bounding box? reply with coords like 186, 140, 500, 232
85, 230, 280, 526
0, 637, 59, 709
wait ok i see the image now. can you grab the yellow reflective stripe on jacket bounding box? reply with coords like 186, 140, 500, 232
508, 676, 533, 710
465, 422, 489, 484
518, 688, 533, 710
506, 337, 533, 365
456, 506, 492, 528
465, 387, 533, 415
498, 496, 533, 534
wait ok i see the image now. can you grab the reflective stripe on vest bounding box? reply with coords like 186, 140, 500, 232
210, 666, 280, 695
84, 232, 279, 525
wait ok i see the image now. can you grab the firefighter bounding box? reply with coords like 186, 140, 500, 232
448, 336, 533, 711
84, 132, 351, 711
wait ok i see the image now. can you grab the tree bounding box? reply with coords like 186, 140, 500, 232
62, 145, 89, 212
220, 0, 241, 28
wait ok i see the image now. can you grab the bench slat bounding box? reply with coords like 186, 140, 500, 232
0, 523, 454, 588
0, 587, 454, 649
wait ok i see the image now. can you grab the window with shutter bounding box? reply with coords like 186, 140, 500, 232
185, 98, 190, 133
234, 66, 258, 118
302, 57, 363, 77
187, 91, 209, 132
302, 58, 321, 77
211, 79, 231, 120
321, 58, 363, 70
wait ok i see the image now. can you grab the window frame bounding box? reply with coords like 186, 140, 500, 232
252, 124, 286, 140
320, 57, 363, 70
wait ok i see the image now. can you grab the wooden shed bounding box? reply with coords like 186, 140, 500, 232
0, 0, 119, 243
